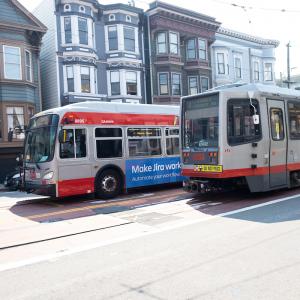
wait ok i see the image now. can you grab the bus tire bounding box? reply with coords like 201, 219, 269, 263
95, 169, 122, 199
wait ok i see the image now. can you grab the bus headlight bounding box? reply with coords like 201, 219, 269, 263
43, 172, 54, 180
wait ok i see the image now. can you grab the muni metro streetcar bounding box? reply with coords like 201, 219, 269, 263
181, 83, 300, 193
23, 101, 182, 199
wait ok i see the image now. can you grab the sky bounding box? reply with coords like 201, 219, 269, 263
19, 0, 300, 78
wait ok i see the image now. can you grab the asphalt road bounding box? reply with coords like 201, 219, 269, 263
1, 188, 300, 299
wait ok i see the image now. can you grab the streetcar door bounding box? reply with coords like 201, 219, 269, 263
268, 99, 287, 187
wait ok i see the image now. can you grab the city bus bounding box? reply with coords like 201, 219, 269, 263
24, 101, 182, 198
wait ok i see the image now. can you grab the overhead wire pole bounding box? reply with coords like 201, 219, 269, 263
287, 42, 291, 88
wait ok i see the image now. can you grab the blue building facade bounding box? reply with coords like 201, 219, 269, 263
34, 0, 145, 109
0, 0, 46, 181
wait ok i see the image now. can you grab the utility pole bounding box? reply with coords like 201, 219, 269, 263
287, 42, 291, 88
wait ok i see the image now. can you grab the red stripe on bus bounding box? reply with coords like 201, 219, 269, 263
182, 164, 290, 178
58, 177, 95, 197
61, 112, 179, 126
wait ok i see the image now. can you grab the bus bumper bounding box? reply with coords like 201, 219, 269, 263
25, 183, 56, 198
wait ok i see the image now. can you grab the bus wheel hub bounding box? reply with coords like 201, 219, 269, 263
101, 176, 116, 192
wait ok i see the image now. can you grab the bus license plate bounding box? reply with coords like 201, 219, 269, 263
194, 165, 223, 173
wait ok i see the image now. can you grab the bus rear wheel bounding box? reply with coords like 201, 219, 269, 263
95, 169, 122, 199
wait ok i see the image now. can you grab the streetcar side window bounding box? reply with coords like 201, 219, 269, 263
288, 102, 300, 139
270, 108, 284, 141
227, 99, 261, 145
165, 128, 179, 155
127, 128, 162, 157
95, 127, 123, 159
60, 128, 87, 159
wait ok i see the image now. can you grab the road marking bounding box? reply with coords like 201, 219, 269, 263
90, 193, 154, 204
1, 193, 300, 272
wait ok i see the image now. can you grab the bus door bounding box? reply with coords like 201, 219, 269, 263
58, 127, 92, 196
267, 99, 287, 188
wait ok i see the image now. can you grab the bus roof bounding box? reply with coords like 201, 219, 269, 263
35, 101, 179, 118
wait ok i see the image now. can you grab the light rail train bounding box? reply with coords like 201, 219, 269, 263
181, 83, 300, 193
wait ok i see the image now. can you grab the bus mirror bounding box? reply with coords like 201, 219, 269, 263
253, 114, 260, 125
58, 129, 67, 143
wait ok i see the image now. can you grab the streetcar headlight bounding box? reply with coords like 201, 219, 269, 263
43, 172, 54, 180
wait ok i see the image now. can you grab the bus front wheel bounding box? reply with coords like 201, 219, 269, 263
95, 169, 122, 199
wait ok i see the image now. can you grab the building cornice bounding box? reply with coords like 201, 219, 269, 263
218, 27, 279, 47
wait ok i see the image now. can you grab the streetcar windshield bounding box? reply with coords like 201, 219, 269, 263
24, 114, 59, 163
183, 94, 219, 149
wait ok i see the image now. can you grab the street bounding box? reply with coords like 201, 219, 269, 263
1, 186, 300, 299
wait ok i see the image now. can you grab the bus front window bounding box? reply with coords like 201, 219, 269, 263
183, 94, 219, 149
24, 114, 59, 163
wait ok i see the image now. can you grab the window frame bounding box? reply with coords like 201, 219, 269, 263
200, 76, 209, 93
3, 45, 22, 80
234, 56, 242, 79
110, 70, 120, 96
171, 73, 181, 96
6, 106, 25, 140
253, 61, 260, 81
127, 127, 163, 158
270, 107, 285, 141
64, 16, 72, 44
165, 127, 180, 156
66, 65, 74, 92
188, 76, 198, 95
25, 50, 32, 82
124, 26, 135, 52
169, 32, 179, 55
288, 101, 300, 140
94, 127, 123, 160
227, 98, 262, 146
198, 38, 207, 60
264, 63, 273, 81
126, 71, 137, 96
158, 72, 169, 96
80, 66, 91, 93
217, 53, 225, 75
186, 38, 196, 60
108, 25, 118, 51
78, 17, 88, 45
157, 32, 167, 54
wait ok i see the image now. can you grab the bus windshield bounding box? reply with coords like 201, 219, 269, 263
24, 114, 59, 163
183, 94, 219, 149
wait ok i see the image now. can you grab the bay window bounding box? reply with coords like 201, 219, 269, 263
126, 71, 137, 95
188, 76, 198, 95
7, 107, 25, 140
78, 17, 88, 45
264, 63, 273, 81
187, 39, 196, 60
200, 76, 209, 92
171, 73, 181, 96
66, 66, 74, 92
3, 46, 21, 80
217, 53, 225, 74
124, 26, 135, 52
25, 50, 32, 82
158, 73, 169, 95
169, 32, 179, 55
110, 71, 120, 95
64, 17, 72, 44
108, 26, 118, 51
157, 32, 167, 54
198, 39, 207, 60
81, 66, 90, 93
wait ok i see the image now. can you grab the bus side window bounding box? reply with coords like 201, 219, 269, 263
60, 129, 75, 159
75, 129, 87, 158
165, 128, 179, 155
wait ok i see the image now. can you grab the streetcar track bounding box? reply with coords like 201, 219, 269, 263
0, 221, 133, 251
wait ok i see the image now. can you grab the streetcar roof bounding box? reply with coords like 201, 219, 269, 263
182, 83, 300, 100
35, 101, 179, 118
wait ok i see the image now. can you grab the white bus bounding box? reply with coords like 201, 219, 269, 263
24, 101, 182, 198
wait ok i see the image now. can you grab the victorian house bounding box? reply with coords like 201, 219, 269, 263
0, 0, 46, 181
212, 27, 279, 87
145, 1, 221, 105
34, 0, 145, 109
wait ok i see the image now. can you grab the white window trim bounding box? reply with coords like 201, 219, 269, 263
156, 32, 167, 55
158, 72, 169, 96
3, 45, 22, 80
79, 5, 85, 13
198, 38, 207, 61
25, 49, 32, 82
171, 72, 182, 96
253, 59, 260, 82
186, 38, 196, 60
216, 52, 226, 75
124, 25, 136, 53
109, 14, 116, 21
234, 56, 242, 80
200, 76, 209, 92
188, 75, 198, 95
64, 4, 71, 12
263, 62, 273, 82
